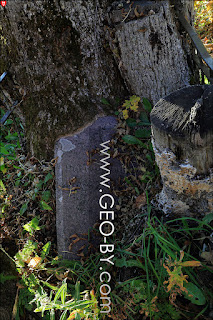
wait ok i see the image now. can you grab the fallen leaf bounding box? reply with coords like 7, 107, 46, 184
138, 27, 147, 33
134, 6, 144, 18
135, 192, 146, 209
200, 251, 213, 265
28, 256, 42, 269
181, 260, 201, 267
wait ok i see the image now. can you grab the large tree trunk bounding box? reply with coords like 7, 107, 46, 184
0, 0, 195, 159
0, 0, 126, 159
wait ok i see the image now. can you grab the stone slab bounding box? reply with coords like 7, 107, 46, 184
55, 116, 123, 259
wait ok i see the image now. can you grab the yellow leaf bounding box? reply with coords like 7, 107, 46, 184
100, 284, 108, 305
179, 250, 184, 262
180, 260, 201, 267
28, 256, 42, 269
0, 157, 4, 166
207, 1, 213, 11
122, 109, 129, 119
130, 104, 139, 112
67, 311, 80, 320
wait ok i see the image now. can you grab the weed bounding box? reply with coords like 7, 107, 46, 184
109, 210, 212, 319
163, 250, 201, 304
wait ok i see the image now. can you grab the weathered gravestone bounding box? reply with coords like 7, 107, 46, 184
55, 116, 123, 259
150, 85, 213, 216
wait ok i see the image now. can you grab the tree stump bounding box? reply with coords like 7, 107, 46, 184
150, 85, 213, 216
107, 0, 192, 104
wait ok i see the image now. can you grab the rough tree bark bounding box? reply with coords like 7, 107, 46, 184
0, 0, 195, 159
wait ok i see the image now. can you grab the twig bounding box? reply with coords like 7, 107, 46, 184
121, 2, 134, 23
0, 244, 16, 263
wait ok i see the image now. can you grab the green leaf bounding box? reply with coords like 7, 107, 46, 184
101, 98, 111, 106
134, 187, 140, 195
59, 310, 68, 320
42, 281, 58, 291
126, 118, 137, 127
7, 155, 16, 161
64, 299, 92, 309
15, 180, 21, 186
74, 281, 81, 301
5, 134, 18, 141
54, 282, 67, 303
122, 135, 142, 145
184, 282, 206, 305
122, 100, 131, 109
23, 217, 40, 235
41, 242, 51, 259
115, 97, 120, 106
142, 98, 152, 113
37, 180, 43, 190
13, 165, 22, 170
75, 313, 82, 320
16, 140, 21, 149
122, 135, 148, 149
135, 129, 151, 138
130, 95, 140, 103
0, 164, 7, 174
130, 279, 146, 291
5, 119, 13, 125
139, 111, 150, 125
40, 201, 53, 211
115, 258, 143, 268
146, 154, 153, 163
0, 179, 6, 193
0, 272, 17, 284
15, 252, 25, 268
41, 190, 51, 202
61, 283, 67, 305
114, 111, 119, 116
50, 309, 55, 320
202, 212, 213, 224
44, 173, 53, 184
0, 146, 10, 155
20, 201, 29, 216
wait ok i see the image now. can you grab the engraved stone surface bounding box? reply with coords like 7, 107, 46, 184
55, 116, 123, 259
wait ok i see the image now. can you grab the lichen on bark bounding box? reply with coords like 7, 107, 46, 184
0, 0, 126, 159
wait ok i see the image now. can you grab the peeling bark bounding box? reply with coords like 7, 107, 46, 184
151, 85, 213, 216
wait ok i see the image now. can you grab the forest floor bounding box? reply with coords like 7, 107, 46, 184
194, 0, 213, 56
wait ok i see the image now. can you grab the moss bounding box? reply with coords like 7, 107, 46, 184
23, 3, 82, 69
22, 81, 98, 160
0, 1, 126, 160
0, 17, 19, 72
0, 2, 86, 159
